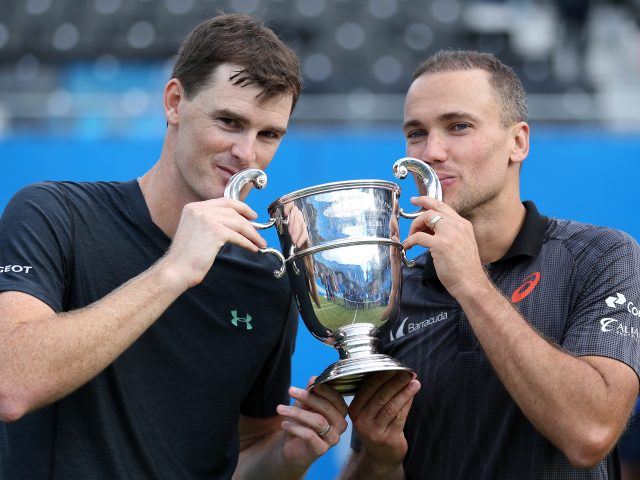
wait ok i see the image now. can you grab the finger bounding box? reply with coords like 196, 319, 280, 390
215, 218, 266, 250
276, 405, 340, 446
403, 231, 436, 251
224, 228, 265, 252
277, 403, 325, 432
306, 383, 349, 418
409, 195, 441, 211
407, 212, 438, 237
362, 372, 415, 421
373, 379, 420, 428
349, 371, 412, 419
185, 201, 267, 249
213, 197, 260, 220
280, 420, 334, 454
217, 212, 268, 249
305, 376, 318, 389
349, 372, 394, 418
386, 381, 420, 434
410, 196, 459, 218
289, 386, 348, 433
348, 371, 394, 417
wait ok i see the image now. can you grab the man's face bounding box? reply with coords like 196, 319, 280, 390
403, 69, 524, 219
167, 63, 293, 201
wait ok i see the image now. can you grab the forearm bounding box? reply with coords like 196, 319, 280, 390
0, 259, 188, 418
233, 432, 308, 480
339, 451, 404, 480
458, 278, 633, 463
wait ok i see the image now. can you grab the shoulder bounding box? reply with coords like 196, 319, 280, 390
8, 180, 132, 207
546, 217, 639, 258
3, 182, 72, 221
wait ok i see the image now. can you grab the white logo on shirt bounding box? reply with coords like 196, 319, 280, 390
390, 317, 409, 341
600, 317, 640, 343
0, 264, 33, 274
389, 312, 448, 341
605, 293, 626, 308
604, 292, 640, 318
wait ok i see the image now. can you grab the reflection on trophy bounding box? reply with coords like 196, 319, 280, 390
224, 157, 441, 395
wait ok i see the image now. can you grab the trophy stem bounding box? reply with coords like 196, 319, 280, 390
310, 323, 414, 396
334, 323, 379, 360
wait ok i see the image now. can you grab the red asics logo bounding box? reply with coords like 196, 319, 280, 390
511, 272, 541, 303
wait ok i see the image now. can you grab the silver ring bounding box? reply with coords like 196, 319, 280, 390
317, 423, 331, 438
429, 215, 443, 228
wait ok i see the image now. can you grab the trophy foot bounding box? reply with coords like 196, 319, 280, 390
309, 354, 414, 396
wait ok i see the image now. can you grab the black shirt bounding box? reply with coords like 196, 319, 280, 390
380, 201, 640, 479
0, 181, 297, 479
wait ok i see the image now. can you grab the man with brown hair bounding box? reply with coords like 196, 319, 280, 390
0, 14, 347, 479
340, 50, 640, 479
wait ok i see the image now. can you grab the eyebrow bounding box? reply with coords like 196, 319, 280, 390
403, 111, 482, 131
213, 108, 288, 136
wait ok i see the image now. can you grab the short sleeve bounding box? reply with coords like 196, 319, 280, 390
562, 233, 640, 379
0, 183, 74, 312
240, 298, 298, 417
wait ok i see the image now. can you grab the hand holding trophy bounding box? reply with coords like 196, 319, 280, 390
224, 158, 441, 395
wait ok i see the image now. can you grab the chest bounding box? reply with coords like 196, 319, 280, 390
385, 259, 575, 366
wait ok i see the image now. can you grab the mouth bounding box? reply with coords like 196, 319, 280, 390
435, 173, 456, 187
218, 165, 239, 182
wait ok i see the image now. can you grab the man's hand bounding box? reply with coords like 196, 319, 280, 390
346, 371, 420, 477
275, 379, 348, 471
403, 195, 486, 298
162, 198, 267, 289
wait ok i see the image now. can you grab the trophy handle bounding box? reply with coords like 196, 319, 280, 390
401, 249, 415, 268
393, 157, 442, 219
223, 169, 286, 278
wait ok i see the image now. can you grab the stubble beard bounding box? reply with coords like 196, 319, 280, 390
446, 183, 501, 224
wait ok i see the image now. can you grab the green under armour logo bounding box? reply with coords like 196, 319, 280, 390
230, 310, 253, 330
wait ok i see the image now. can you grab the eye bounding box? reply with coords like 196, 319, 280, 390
406, 130, 426, 140
259, 130, 282, 141
218, 117, 238, 128
451, 123, 470, 132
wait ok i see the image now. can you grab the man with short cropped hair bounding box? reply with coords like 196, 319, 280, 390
340, 50, 640, 480
0, 14, 347, 480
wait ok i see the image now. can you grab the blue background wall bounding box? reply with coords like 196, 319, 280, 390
1, 128, 639, 478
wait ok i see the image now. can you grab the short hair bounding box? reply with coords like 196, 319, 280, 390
171, 13, 302, 111
412, 50, 527, 126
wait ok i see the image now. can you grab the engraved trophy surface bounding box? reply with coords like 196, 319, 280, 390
224, 158, 441, 395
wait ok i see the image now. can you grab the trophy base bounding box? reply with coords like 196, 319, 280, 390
309, 354, 414, 396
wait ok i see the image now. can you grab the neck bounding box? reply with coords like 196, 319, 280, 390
137, 142, 189, 239
470, 198, 526, 264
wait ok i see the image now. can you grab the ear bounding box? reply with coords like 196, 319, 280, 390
509, 121, 530, 166
163, 78, 183, 126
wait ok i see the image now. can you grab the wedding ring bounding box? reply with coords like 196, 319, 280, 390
317, 423, 331, 438
429, 215, 443, 228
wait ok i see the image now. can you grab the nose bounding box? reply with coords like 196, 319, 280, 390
230, 134, 257, 167
419, 133, 447, 165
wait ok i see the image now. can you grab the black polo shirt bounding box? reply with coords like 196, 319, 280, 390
0, 181, 297, 480
379, 201, 640, 479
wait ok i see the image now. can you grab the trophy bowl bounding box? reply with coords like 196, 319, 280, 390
224, 158, 441, 395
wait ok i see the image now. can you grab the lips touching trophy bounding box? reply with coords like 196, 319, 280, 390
224, 157, 442, 395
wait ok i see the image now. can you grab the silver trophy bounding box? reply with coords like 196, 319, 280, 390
224, 157, 441, 395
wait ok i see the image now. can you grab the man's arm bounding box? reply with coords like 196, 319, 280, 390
233, 383, 348, 480
0, 266, 185, 420
454, 282, 638, 466
340, 450, 403, 480
338, 372, 419, 480
0, 198, 268, 421
404, 195, 640, 467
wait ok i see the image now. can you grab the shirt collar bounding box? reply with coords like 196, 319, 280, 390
498, 200, 548, 263
421, 200, 548, 287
